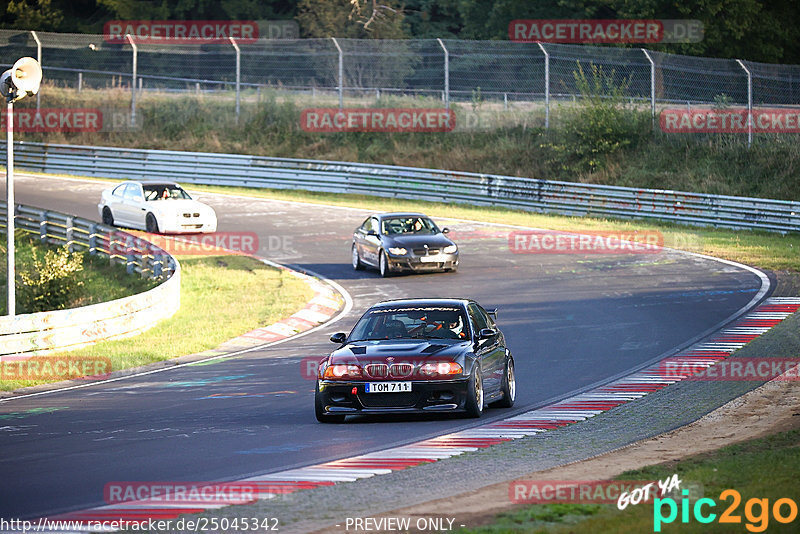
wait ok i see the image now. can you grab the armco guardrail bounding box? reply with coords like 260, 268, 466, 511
7, 141, 800, 233
0, 201, 180, 357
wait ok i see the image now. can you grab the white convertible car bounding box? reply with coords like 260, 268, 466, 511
98, 181, 217, 234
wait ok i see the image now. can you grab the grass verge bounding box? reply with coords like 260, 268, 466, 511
0, 232, 157, 315
0, 254, 315, 392
457, 429, 800, 533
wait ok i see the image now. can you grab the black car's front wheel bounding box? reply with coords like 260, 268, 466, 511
491, 358, 516, 408
465, 366, 484, 418
315, 383, 345, 423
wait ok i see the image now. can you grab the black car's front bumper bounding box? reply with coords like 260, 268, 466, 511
317, 379, 470, 415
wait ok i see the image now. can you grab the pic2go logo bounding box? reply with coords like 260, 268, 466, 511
653, 489, 798, 532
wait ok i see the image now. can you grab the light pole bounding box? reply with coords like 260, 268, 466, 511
1, 57, 42, 316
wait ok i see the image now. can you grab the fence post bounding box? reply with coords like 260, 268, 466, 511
641, 48, 656, 129
331, 37, 343, 109
39, 210, 47, 242
153, 254, 163, 278
65, 216, 74, 252
229, 36, 241, 123
78, 71, 82, 92
125, 34, 137, 128
537, 42, 550, 129
30, 31, 41, 115
88, 223, 97, 255
736, 59, 753, 148
437, 38, 449, 109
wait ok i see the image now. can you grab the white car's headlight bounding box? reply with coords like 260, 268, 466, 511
443, 244, 458, 254
388, 247, 407, 255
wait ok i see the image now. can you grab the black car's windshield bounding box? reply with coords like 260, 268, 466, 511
143, 184, 192, 201
349, 306, 468, 341
382, 217, 439, 236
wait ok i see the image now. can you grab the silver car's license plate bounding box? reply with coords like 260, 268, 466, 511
365, 382, 412, 393
419, 254, 446, 263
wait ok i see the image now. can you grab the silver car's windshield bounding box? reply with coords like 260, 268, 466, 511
143, 185, 192, 201
381, 217, 439, 236
349, 306, 468, 341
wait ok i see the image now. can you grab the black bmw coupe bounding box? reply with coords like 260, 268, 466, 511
315, 298, 515, 423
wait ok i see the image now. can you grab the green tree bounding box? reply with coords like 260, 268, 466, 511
95, 0, 295, 21
402, 0, 463, 38
5, 0, 64, 31
447, 0, 800, 63
297, 0, 406, 38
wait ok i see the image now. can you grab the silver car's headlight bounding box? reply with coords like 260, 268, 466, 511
443, 244, 458, 254
388, 247, 407, 255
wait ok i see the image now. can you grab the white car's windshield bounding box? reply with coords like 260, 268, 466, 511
349, 306, 468, 341
143, 185, 192, 201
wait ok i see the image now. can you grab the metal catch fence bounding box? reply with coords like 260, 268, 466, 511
1, 30, 799, 138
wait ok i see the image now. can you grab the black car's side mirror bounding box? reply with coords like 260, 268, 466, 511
330, 332, 347, 344
478, 328, 496, 340
442, 227, 450, 234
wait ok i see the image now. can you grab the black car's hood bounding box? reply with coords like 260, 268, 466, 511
383, 233, 454, 249
330, 339, 470, 365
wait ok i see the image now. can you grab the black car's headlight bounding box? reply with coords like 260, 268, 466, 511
387, 247, 407, 255
443, 244, 458, 254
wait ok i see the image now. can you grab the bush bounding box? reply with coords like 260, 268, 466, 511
548, 62, 651, 173
17, 241, 86, 312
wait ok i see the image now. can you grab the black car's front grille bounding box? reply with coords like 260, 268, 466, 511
389, 363, 413, 377
364, 364, 388, 378
413, 248, 440, 256
359, 392, 417, 408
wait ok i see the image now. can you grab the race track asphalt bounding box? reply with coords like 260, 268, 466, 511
0, 174, 766, 519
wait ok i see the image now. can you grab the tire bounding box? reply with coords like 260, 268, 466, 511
101, 207, 114, 226
491, 358, 516, 408
145, 213, 160, 234
464, 366, 484, 418
315, 383, 345, 424
378, 250, 391, 278
352, 244, 364, 271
